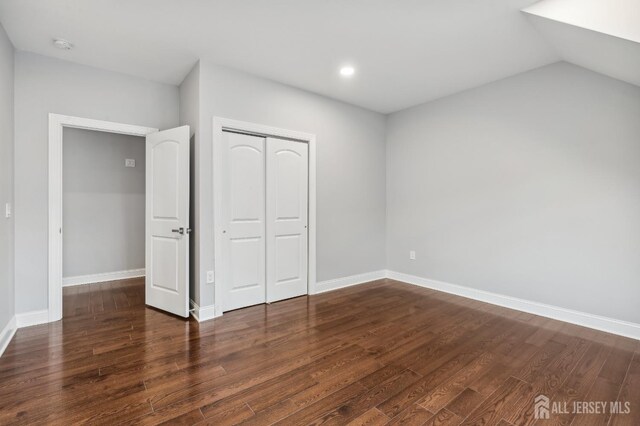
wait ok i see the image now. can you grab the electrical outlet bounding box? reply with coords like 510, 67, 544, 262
206, 270, 215, 283
409, 250, 416, 260
125, 158, 136, 168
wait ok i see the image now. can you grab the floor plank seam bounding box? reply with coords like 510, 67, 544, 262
583, 345, 616, 401
606, 351, 635, 426
245, 401, 256, 415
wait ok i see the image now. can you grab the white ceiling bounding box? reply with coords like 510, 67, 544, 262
0, 0, 559, 113
523, 0, 640, 88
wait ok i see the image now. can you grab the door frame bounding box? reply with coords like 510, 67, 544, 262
212, 117, 317, 315
48, 113, 157, 322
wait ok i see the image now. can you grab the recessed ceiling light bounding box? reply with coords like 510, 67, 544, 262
339, 66, 355, 77
53, 38, 73, 50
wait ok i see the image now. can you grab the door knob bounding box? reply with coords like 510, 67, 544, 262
172, 227, 185, 235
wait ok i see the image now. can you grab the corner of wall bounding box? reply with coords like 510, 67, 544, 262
0, 20, 16, 348
383, 113, 391, 272
0, 316, 16, 357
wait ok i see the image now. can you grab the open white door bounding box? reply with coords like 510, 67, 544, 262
145, 126, 190, 317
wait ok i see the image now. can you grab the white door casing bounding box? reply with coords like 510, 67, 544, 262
49, 114, 158, 322
220, 131, 267, 312
266, 137, 309, 303
145, 125, 190, 317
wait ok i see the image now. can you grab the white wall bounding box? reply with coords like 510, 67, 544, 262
12, 50, 638, 332
386, 62, 640, 324
14, 52, 179, 313
0, 23, 15, 334
191, 61, 387, 308
63, 128, 145, 278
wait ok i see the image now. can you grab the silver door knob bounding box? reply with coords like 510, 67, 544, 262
172, 227, 184, 235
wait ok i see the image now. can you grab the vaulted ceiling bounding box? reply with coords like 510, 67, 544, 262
523, 0, 640, 88
0, 0, 637, 113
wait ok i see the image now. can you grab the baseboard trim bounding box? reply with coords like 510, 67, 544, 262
0, 316, 17, 357
387, 270, 640, 341
314, 270, 387, 294
16, 309, 50, 328
190, 299, 216, 322
63, 268, 145, 287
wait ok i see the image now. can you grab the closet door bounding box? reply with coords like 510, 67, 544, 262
220, 131, 266, 312
266, 137, 309, 302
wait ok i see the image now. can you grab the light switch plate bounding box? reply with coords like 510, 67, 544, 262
5, 203, 11, 218
409, 250, 416, 260
125, 159, 136, 168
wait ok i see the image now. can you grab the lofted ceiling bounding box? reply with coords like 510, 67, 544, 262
523, 0, 640, 43
0, 1, 637, 114
523, 0, 640, 88
0, 0, 559, 113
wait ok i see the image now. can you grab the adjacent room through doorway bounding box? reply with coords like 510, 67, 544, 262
61, 128, 146, 314
62, 129, 146, 286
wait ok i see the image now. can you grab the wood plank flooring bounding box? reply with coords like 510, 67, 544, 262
0, 278, 638, 425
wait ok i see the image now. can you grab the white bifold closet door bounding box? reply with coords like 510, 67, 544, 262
220, 132, 267, 312
220, 131, 308, 312
266, 137, 308, 303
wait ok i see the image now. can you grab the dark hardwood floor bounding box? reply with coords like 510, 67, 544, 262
0, 278, 638, 425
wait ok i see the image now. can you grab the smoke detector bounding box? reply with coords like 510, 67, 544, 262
53, 38, 73, 50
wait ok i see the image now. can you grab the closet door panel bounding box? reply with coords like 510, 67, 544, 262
220, 132, 266, 312
266, 137, 308, 303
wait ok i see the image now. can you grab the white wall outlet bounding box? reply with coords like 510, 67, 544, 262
206, 270, 215, 283
125, 158, 136, 168
4, 202, 11, 219
409, 250, 416, 260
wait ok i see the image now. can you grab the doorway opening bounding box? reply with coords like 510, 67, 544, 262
48, 114, 191, 322
61, 128, 146, 316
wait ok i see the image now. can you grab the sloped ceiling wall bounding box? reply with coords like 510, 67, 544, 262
523, 0, 640, 87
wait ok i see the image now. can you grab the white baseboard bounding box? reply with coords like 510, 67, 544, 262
190, 299, 216, 322
16, 309, 50, 328
0, 316, 17, 357
314, 270, 387, 294
387, 270, 640, 341
63, 268, 145, 287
